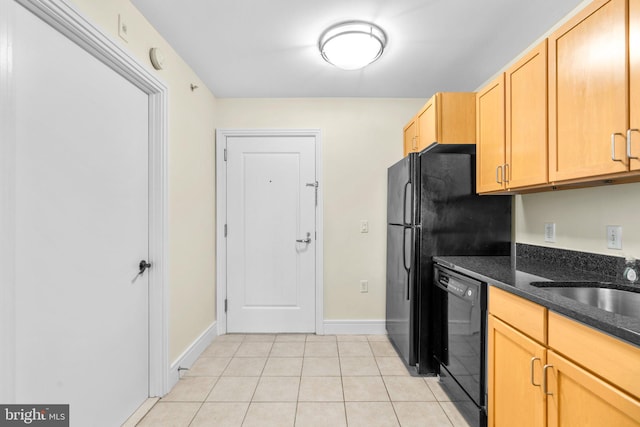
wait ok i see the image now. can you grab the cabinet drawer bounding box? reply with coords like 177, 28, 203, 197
548, 311, 640, 400
489, 287, 547, 343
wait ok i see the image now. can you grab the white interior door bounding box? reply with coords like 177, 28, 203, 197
13, 4, 149, 426
226, 136, 316, 332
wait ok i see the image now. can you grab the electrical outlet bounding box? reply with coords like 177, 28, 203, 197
118, 14, 129, 42
544, 223, 556, 243
360, 280, 368, 293
360, 220, 369, 233
607, 225, 622, 250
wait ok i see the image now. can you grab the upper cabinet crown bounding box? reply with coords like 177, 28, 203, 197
549, 0, 640, 181
403, 92, 476, 156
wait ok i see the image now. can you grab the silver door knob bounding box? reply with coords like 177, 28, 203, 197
296, 232, 312, 244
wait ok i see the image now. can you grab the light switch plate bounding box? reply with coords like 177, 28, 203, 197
360, 280, 368, 293
607, 225, 622, 250
118, 14, 129, 42
360, 220, 369, 233
544, 223, 556, 243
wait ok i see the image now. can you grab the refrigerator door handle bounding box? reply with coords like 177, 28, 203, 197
402, 226, 411, 273
402, 226, 412, 301
402, 181, 412, 225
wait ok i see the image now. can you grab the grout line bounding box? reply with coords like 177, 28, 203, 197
337, 354, 348, 426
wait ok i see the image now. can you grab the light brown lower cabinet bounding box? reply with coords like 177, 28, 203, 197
488, 315, 546, 427
488, 287, 640, 427
545, 350, 640, 427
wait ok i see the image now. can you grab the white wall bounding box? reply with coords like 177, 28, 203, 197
68, 0, 217, 362
216, 98, 424, 320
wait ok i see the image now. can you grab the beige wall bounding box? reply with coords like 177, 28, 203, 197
68, 0, 217, 362
216, 98, 424, 320
516, 184, 640, 258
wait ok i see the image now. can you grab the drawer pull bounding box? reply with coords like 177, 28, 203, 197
543, 364, 554, 396
530, 357, 541, 387
627, 129, 639, 160
611, 132, 625, 162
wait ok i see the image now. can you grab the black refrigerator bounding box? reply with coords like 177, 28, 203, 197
386, 143, 511, 374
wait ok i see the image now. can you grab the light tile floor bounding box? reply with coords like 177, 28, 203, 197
136, 334, 472, 427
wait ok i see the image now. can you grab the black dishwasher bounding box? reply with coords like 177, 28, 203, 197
432, 264, 487, 427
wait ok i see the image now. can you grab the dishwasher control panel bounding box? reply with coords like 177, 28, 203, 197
435, 265, 480, 303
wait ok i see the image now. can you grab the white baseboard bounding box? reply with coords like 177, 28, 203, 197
323, 319, 386, 335
168, 321, 218, 391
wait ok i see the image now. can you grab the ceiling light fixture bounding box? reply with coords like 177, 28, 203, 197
319, 21, 387, 70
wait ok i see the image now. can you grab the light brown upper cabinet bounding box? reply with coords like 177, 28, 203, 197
549, 0, 634, 181
478, 42, 549, 194
629, 0, 640, 171
403, 117, 418, 156
403, 92, 475, 156
506, 41, 549, 189
418, 92, 476, 146
476, 74, 506, 193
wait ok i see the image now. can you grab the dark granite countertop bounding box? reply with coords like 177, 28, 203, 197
433, 255, 640, 347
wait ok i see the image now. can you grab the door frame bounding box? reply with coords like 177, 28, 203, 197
215, 129, 324, 335
0, 0, 170, 400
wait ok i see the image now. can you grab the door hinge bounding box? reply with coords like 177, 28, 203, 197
224, 299, 228, 313
224, 148, 227, 161
224, 224, 227, 237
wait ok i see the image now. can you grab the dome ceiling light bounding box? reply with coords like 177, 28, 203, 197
319, 21, 387, 70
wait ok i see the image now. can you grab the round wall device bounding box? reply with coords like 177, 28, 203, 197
149, 47, 165, 70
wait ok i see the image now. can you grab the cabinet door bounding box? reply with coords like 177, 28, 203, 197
506, 41, 548, 188
477, 74, 506, 193
546, 351, 640, 427
549, 0, 628, 181
488, 315, 546, 427
439, 92, 477, 144
417, 95, 436, 150
403, 118, 418, 156
629, 0, 640, 170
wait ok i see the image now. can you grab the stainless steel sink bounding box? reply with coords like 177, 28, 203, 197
530, 282, 640, 318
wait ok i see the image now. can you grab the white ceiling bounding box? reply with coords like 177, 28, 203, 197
131, 0, 585, 98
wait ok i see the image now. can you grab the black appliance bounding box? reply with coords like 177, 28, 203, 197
385, 143, 511, 375
433, 264, 488, 427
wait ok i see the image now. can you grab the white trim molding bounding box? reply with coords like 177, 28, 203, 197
323, 320, 387, 335
0, 0, 170, 400
0, 0, 17, 402
215, 129, 324, 335
168, 321, 218, 388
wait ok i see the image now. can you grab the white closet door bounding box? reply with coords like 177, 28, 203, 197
14, 4, 150, 426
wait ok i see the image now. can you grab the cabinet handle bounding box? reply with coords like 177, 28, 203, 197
627, 129, 639, 160
496, 165, 503, 184
504, 163, 509, 184
530, 357, 541, 387
611, 132, 625, 162
412, 136, 418, 150
543, 364, 554, 396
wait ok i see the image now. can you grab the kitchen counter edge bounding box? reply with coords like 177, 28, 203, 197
433, 256, 640, 347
